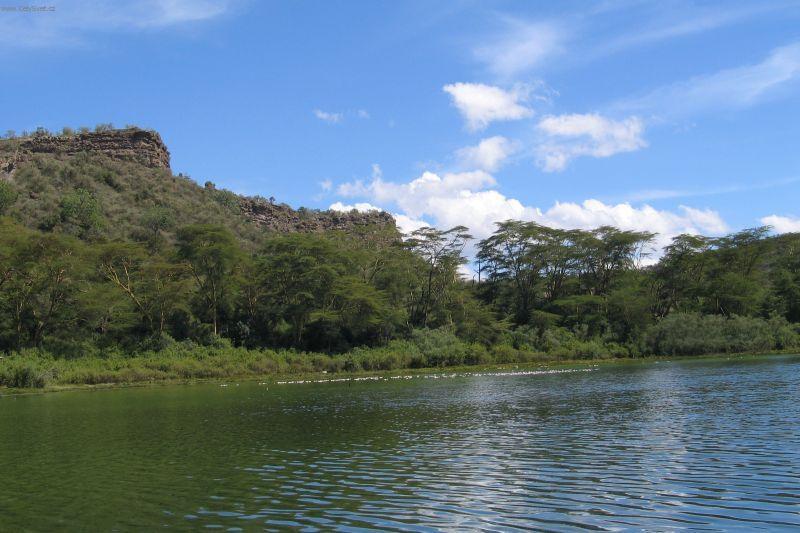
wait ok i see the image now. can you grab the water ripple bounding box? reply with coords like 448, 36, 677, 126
1, 356, 799, 531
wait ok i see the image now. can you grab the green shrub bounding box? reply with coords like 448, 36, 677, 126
645, 313, 794, 356
0, 181, 17, 215
0, 354, 55, 388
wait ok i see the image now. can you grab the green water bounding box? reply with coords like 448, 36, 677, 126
1, 356, 799, 531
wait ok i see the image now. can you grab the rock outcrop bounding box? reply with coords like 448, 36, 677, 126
7, 128, 171, 170
240, 197, 395, 233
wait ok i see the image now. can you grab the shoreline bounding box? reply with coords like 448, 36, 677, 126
2, 351, 795, 396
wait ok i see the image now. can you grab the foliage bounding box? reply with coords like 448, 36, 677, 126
58, 188, 103, 239
646, 313, 799, 356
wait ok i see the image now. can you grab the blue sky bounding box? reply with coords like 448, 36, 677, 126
3, 0, 800, 248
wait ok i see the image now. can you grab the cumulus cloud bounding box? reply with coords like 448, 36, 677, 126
456, 136, 518, 172
536, 113, 647, 171
329, 201, 381, 212
474, 20, 565, 79
334, 168, 727, 253
761, 215, 800, 234
338, 169, 496, 220
443, 83, 534, 131
313, 109, 343, 124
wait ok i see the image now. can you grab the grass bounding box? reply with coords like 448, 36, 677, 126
1, 343, 795, 394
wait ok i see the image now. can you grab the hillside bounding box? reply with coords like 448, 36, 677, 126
0, 127, 394, 245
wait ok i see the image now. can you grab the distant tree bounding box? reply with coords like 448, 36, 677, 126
61, 126, 74, 136
176, 225, 241, 336
4, 130, 15, 139
140, 206, 175, 252
94, 123, 114, 132
59, 188, 103, 239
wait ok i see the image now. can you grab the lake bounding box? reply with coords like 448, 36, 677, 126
1, 355, 799, 531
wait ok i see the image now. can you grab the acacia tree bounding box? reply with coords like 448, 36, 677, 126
406, 226, 471, 327
176, 225, 241, 336
651, 234, 714, 317
258, 234, 346, 346
478, 221, 541, 324
139, 206, 175, 252
0, 231, 82, 349
98, 242, 188, 336
577, 226, 654, 296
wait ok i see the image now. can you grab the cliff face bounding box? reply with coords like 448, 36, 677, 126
8, 128, 171, 170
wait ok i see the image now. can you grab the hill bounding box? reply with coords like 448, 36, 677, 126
0, 127, 394, 245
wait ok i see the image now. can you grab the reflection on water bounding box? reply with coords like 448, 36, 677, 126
1, 356, 799, 530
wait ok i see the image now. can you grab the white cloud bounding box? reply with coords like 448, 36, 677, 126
0, 0, 233, 47
357, 109, 370, 119
443, 83, 534, 131
334, 168, 727, 252
474, 20, 565, 79
392, 214, 429, 234
456, 136, 517, 172
536, 113, 646, 171
329, 201, 381, 213
319, 179, 333, 192
596, 4, 784, 57
761, 215, 800, 234
541, 201, 727, 250
313, 109, 343, 124
338, 169, 496, 220
619, 41, 800, 118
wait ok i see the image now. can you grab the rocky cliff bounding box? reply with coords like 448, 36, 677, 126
240, 196, 394, 233
2, 128, 171, 171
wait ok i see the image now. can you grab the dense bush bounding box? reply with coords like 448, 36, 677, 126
646, 313, 800, 356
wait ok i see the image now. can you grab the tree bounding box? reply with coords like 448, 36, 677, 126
651, 234, 714, 317
97, 242, 188, 336
139, 207, 175, 252
59, 188, 103, 239
176, 225, 241, 336
577, 226, 654, 296
0, 230, 83, 349
406, 226, 471, 327
257, 234, 346, 346
478, 221, 541, 324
